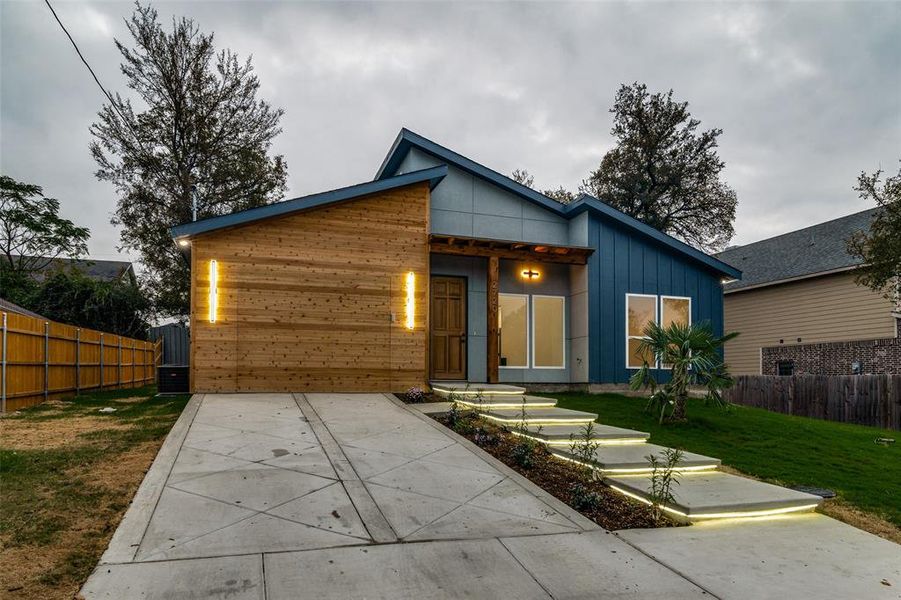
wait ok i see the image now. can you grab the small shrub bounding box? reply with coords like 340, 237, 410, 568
568, 421, 601, 482
405, 387, 426, 403
473, 427, 497, 447
647, 448, 683, 523
569, 481, 603, 511
510, 438, 537, 469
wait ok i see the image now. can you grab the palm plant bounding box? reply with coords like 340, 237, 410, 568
629, 321, 738, 423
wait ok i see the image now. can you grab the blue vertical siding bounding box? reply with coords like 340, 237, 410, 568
588, 214, 725, 384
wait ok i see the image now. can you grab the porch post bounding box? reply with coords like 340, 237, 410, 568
487, 255, 499, 383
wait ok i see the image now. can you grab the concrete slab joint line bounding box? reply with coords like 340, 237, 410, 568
292, 393, 398, 544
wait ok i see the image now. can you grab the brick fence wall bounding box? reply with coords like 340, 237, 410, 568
761, 336, 901, 376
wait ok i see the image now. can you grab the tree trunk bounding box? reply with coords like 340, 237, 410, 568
670, 394, 688, 421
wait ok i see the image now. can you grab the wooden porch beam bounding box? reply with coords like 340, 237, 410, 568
429, 242, 590, 265
487, 255, 499, 384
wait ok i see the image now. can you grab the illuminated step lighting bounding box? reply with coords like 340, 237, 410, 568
458, 400, 557, 409
431, 385, 525, 397
510, 430, 648, 446
481, 414, 595, 426
551, 452, 717, 474
608, 484, 819, 521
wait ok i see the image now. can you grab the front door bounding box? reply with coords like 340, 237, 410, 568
430, 276, 467, 380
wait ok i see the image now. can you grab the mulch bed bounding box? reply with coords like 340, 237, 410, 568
431, 411, 677, 531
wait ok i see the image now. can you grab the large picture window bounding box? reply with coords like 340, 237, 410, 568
532, 295, 565, 369
499, 294, 529, 368
626, 294, 657, 369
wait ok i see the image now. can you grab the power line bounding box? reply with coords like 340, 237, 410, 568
43, 0, 129, 125
44, 0, 171, 188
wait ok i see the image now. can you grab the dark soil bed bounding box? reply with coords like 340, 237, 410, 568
432, 411, 677, 531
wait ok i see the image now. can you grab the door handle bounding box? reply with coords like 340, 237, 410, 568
460, 333, 467, 343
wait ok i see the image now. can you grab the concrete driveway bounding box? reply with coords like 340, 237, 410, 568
82, 392, 901, 599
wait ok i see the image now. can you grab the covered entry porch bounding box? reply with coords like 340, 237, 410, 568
427, 234, 593, 385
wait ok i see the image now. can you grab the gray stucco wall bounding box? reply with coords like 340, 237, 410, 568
398, 148, 571, 245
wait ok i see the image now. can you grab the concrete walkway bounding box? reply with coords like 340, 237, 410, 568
82, 392, 901, 599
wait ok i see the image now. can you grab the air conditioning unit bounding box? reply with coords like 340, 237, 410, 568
158, 365, 189, 394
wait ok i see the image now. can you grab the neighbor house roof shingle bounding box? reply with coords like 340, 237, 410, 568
715, 208, 877, 292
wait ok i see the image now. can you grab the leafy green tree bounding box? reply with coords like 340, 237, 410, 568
0, 175, 90, 304
582, 83, 737, 252
30, 271, 151, 339
511, 169, 576, 205
90, 3, 287, 319
629, 321, 738, 423
846, 162, 901, 303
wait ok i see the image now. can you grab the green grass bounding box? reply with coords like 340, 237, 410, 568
546, 392, 901, 527
0, 386, 189, 596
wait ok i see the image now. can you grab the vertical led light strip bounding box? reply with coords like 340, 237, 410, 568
404, 271, 415, 330
209, 260, 218, 323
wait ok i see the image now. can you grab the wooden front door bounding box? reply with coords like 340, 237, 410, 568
430, 276, 467, 380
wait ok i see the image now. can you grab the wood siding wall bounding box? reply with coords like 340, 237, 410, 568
190, 183, 430, 392
723, 271, 898, 375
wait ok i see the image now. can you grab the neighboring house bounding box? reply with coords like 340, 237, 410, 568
0, 297, 46, 319
27, 257, 137, 285
171, 128, 740, 393
716, 208, 900, 376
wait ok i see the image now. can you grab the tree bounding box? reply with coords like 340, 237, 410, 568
629, 321, 738, 423
846, 163, 901, 303
91, 3, 287, 319
582, 83, 737, 252
30, 271, 151, 339
511, 169, 576, 205
0, 175, 90, 303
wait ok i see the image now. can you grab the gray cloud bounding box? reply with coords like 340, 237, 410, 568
2, 0, 899, 267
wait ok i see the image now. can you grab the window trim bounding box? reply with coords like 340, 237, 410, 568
625, 293, 659, 370
531, 294, 566, 370
498, 293, 530, 369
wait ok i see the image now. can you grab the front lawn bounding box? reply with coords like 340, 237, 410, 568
0, 386, 189, 600
548, 393, 901, 537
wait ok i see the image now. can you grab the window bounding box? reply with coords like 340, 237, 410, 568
499, 294, 528, 368
532, 296, 565, 368
626, 294, 658, 369
776, 360, 794, 376
661, 296, 691, 329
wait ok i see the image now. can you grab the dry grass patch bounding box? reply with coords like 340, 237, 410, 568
0, 387, 189, 599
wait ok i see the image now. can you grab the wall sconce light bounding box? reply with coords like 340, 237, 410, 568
209, 260, 218, 323
404, 271, 415, 330
178, 239, 190, 247
521, 268, 541, 281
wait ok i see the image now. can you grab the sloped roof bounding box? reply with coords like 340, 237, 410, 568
715, 208, 876, 292
170, 165, 447, 241
377, 128, 741, 279
0, 297, 46, 319
21, 257, 134, 282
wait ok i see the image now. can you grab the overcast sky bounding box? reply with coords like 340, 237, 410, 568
2, 1, 899, 266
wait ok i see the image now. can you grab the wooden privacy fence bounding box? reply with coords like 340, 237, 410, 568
1, 311, 162, 412
725, 375, 901, 431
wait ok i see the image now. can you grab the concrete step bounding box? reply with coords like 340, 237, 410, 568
605, 471, 824, 522
481, 407, 598, 426
551, 443, 720, 474
514, 423, 649, 446
430, 382, 526, 400
455, 395, 557, 409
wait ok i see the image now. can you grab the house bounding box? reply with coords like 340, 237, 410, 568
716, 208, 900, 376
13, 256, 137, 285
170, 129, 740, 393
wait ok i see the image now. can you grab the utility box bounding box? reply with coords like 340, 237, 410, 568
158, 365, 190, 394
